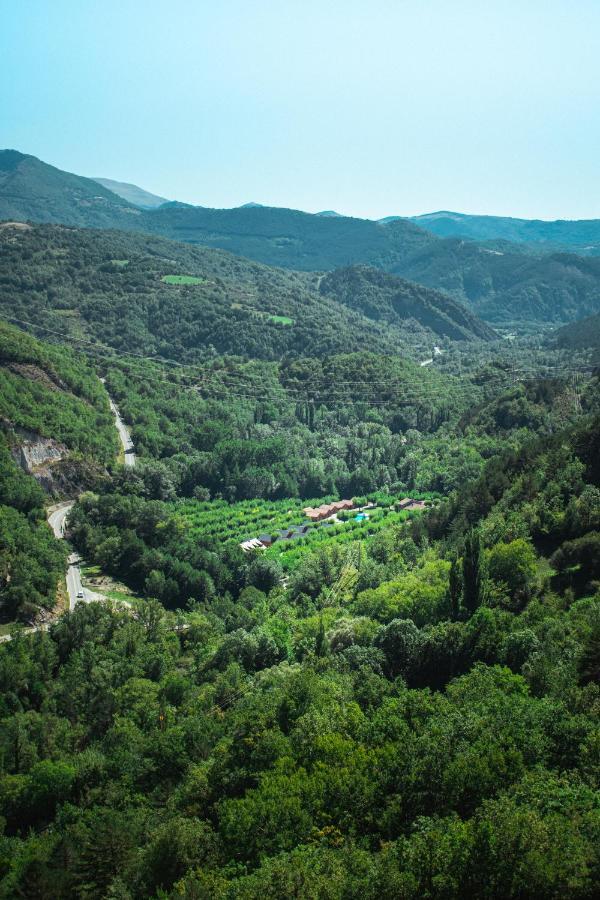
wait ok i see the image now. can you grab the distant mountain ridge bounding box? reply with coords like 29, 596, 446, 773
408, 210, 600, 253
3, 150, 600, 325
93, 177, 169, 209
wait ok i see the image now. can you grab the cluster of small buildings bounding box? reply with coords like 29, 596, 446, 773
240, 500, 355, 553
303, 499, 354, 522
239, 497, 428, 553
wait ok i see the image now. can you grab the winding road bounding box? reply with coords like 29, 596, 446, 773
55, 387, 136, 609
1, 387, 136, 640
47, 502, 105, 610
45, 386, 136, 611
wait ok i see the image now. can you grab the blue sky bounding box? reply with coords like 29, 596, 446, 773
2, 0, 600, 219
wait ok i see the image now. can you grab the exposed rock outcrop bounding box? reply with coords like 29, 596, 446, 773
8, 427, 108, 497
11, 430, 68, 473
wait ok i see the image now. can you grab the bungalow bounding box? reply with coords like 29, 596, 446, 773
302, 499, 355, 522
397, 498, 426, 511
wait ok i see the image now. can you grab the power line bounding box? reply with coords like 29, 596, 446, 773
2, 313, 596, 409
4, 313, 598, 385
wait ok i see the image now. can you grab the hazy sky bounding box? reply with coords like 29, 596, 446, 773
2, 0, 600, 219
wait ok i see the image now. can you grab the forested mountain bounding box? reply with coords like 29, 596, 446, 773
93, 177, 169, 209
553, 311, 600, 350
4, 151, 600, 326
140, 201, 432, 269
0, 150, 140, 228
391, 241, 600, 326
319, 266, 497, 341
409, 209, 600, 252
0, 223, 494, 360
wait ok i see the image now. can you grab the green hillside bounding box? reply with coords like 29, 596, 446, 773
320, 266, 497, 341
553, 311, 600, 350
0, 321, 118, 466
393, 241, 600, 325
141, 200, 431, 268
0, 150, 139, 228
0, 223, 494, 362
0, 321, 119, 622
0, 439, 67, 623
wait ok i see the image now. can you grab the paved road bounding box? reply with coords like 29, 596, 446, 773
47, 502, 105, 610
47, 501, 74, 538
65, 552, 105, 611
1, 384, 130, 642
109, 397, 135, 466
101, 379, 135, 466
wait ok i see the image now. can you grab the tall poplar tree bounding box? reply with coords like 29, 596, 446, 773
462, 529, 486, 615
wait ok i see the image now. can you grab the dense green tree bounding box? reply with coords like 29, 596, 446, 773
462, 529, 487, 616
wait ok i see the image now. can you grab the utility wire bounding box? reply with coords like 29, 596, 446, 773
2, 313, 596, 409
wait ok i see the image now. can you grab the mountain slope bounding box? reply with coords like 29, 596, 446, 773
0, 150, 141, 227
392, 240, 600, 325
0, 223, 452, 362
0, 320, 120, 621
0, 319, 118, 472
552, 311, 600, 350
3, 151, 600, 325
319, 266, 497, 341
93, 177, 169, 209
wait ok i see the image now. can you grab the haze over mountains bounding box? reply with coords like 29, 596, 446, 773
3, 149, 600, 328
93, 177, 169, 210
0, 150, 138, 227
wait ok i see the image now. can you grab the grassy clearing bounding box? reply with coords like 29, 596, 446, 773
111, 259, 129, 267
161, 274, 205, 285
266, 314, 294, 326
80, 564, 142, 605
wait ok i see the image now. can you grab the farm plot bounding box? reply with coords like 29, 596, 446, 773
175, 496, 425, 571
176, 497, 326, 547
161, 274, 205, 285
265, 506, 414, 570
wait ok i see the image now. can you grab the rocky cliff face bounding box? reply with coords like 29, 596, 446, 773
14, 433, 68, 472
9, 427, 107, 496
